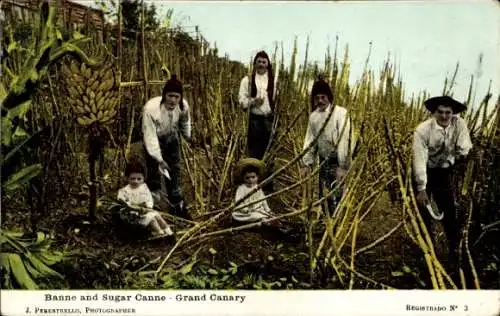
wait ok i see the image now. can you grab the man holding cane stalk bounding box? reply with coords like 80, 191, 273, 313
412, 95, 473, 274
300, 78, 352, 217
142, 74, 193, 220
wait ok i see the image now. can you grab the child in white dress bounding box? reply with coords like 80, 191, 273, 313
232, 158, 286, 229
117, 161, 173, 237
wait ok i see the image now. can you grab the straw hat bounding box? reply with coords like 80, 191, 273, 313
233, 158, 265, 184
424, 96, 466, 114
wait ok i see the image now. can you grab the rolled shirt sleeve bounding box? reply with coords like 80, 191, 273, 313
302, 116, 317, 167
413, 129, 429, 192
238, 76, 251, 110
142, 110, 163, 163
336, 111, 352, 170
455, 117, 473, 157
179, 99, 192, 140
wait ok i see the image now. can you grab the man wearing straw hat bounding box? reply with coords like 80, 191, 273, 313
412, 95, 472, 269
300, 78, 352, 217
142, 74, 193, 220
238, 51, 277, 193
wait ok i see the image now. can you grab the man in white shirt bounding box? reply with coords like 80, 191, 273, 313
300, 79, 352, 216
238, 51, 276, 193
142, 74, 192, 219
412, 95, 472, 269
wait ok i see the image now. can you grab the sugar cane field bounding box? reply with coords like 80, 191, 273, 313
1, 1, 499, 291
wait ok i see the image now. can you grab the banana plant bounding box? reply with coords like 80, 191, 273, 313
0, 84, 63, 290
1, 0, 104, 141
1, 0, 105, 221
0, 118, 64, 290
0, 1, 103, 288
0, 230, 64, 289
0, 82, 42, 197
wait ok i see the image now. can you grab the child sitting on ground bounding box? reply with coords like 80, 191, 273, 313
232, 158, 286, 229
117, 161, 173, 237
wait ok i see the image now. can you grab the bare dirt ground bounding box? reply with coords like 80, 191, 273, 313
3, 150, 497, 290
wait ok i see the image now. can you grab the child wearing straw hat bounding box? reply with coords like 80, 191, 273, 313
412, 95, 473, 269
232, 158, 287, 231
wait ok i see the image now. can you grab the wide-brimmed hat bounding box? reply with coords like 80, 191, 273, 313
424, 96, 466, 114
233, 158, 265, 184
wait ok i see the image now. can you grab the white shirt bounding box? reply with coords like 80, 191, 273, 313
117, 183, 154, 209
238, 73, 272, 115
413, 116, 473, 191
233, 184, 272, 222
142, 96, 191, 162
302, 104, 352, 169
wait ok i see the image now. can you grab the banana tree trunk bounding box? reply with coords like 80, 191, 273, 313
87, 126, 104, 221
88, 137, 97, 222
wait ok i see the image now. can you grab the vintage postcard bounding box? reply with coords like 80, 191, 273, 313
1, 0, 499, 315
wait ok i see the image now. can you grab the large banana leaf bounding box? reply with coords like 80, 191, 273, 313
0, 82, 6, 104
0, 132, 35, 166
8, 253, 39, 289
2, 164, 42, 192
0, 231, 64, 289
1, 99, 32, 147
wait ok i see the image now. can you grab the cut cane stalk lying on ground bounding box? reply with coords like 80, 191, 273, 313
4, 3, 498, 289
153, 105, 344, 278
156, 43, 492, 289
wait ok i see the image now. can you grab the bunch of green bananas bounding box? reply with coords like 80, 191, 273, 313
61, 61, 119, 126
0, 231, 64, 289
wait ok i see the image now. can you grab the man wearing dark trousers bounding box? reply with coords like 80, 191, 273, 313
142, 74, 192, 220
412, 95, 473, 275
238, 51, 277, 193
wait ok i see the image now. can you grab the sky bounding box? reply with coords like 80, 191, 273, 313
158, 0, 499, 108
81, 0, 499, 109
